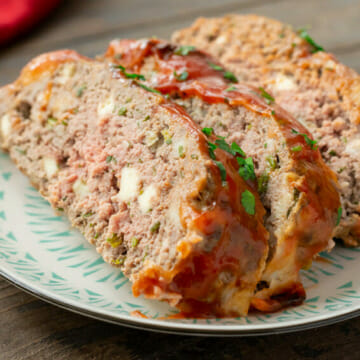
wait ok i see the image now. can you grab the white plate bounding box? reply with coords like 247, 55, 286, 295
1, 150, 360, 336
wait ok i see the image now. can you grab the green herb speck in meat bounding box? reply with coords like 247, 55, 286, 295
150, 221, 161, 233
336, 207, 342, 226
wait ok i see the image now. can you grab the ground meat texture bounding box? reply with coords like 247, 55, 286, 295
0, 50, 269, 317
103, 39, 340, 311
172, 14, 360, 247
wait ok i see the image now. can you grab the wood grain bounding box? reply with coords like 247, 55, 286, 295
1, 0, 360, 358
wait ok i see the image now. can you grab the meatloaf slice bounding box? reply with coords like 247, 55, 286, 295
172, 14, 360, 247
0, 50, 269, 317
103, 39, 340, 311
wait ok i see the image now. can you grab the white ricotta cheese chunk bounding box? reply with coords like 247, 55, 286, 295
43, 157, 59, 178
118, 167, 140, 202
138, 184, 159, 213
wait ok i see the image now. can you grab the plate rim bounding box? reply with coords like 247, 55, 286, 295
2, 268, 360, 337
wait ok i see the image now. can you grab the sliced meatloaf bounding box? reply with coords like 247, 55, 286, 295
172, 14, 360, 247
103, 39, 340, 311
0, 50, 269, 317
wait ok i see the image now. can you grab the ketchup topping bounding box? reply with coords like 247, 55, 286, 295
106, 39, 340, 315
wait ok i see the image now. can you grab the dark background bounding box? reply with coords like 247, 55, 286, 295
1, 0, 360, 358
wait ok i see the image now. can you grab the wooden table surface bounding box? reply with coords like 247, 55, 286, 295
1, 0, 360, 358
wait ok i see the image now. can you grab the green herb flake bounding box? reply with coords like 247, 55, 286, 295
136, 82, 162, 95
214, 160, 227, 184
131, 237, 139, 248
215, 137, 233, 154
106, 155, 116, 164
114, 65, 146, 80
174, 70, 189, 81
118, 107, 127, 116
62, 120, 68, 126
237, 157, 256, 181
208, 62, 224, 71
291, 128, 318, 150
264, 143, 268, 149
83, 211, 94, 218
329, 150, 337, 157
106, 233, 123, 248
94, 233, 100, 239
241, 190, 256, 215
174, 45, 196, 56
47, 117, 58, 126
57, 207, 64, 212
191, 154, 199, 160
76, 85, 86, 97
150, 221, 161, 233
16, 147, 26, 155
271, 110, 276, 116
258, 173, 270, 195
112, 257, 125, 265
266, 155, 278, 170
202, 127, 214, 136
231, 142, 246, 157
298, 28, 324, 53
223, 71, 238, 83
225, 85, 238, 92
144, 115, 150, 121
259, 87, 275, 104
337, 167, 345, 174
178, 145, 185, 158
291, 145, 302, 152
336, 207, 342, 226
208, 142, 217, 160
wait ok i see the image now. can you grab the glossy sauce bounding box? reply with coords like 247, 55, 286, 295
107, 39, 341, 314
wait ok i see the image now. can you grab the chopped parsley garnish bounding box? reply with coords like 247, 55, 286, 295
241, 190, 256, 215
225, 85, 238, 92
223, 71, 238, 83
114, 65, 146, 80
336, 207, 342, 226
298, 28, 324, 53
174, 70, 189, 81
202, 127, 214, 136
231, 142, 246, 157
237, 157, 256, 181
76, 85, 86, 97
136, 82, 162, 95
291, 129, 318, 150
258, 173, 270, 195
208, 142, 217, 160
178, 145, 185, 158
215, 136, 233, 154
118, 107, 127, 116
214, 160, 227, 183
106, 155, 116, 163
259, 87, 275, 104
208, 62, 224, 71
174, 45, 196, 56
150, 221, 161, 233
106, 233, 123, 248
131, 237, 139, 248
329, 150, 337, 156
291, 145, 302, 152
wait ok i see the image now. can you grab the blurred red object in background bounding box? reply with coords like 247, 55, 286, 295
0, 0, 61, 45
